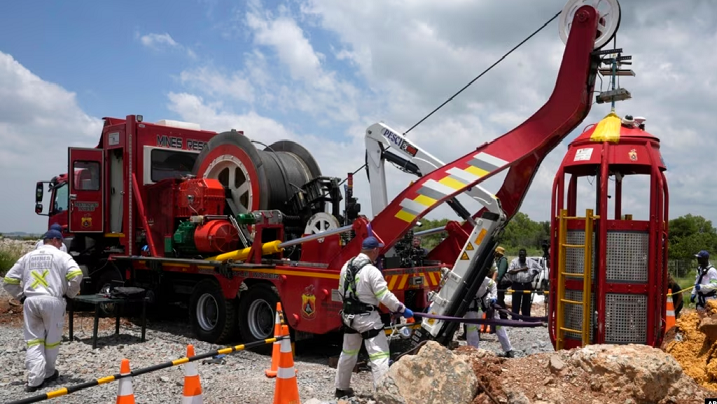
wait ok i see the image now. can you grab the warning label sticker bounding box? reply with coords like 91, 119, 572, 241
465, 242, 474, 251
574, 148, 593, 161
460, 252, 470, 260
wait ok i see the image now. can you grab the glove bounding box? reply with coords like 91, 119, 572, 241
696, 284, 702, 291
402, 308, 414, 319
691, 294, 696, 303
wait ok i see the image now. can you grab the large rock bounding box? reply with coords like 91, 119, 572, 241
563, 344, 707, 403
458, 343, 711, 404
375, 341, 478, 404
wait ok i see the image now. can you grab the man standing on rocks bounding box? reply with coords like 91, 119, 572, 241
2, 229, 83, 392
334, 236, 414, 398
691, 250, 717, 311
464, 275, 515, 358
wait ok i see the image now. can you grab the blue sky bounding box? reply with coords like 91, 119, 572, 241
1, 0, 716, 233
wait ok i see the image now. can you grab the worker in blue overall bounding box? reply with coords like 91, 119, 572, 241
691, 250, 717, 311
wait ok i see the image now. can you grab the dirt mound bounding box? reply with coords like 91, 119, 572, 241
457, 344, 710, 404
663, 300, 717, 391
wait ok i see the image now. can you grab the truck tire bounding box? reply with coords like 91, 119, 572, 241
237, 284, 281, 348
190, 279, 237, 344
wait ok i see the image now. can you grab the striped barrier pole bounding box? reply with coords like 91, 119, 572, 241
6, 335, 291, 404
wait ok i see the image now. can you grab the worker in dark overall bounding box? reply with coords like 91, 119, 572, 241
493, 246, 510, 320
691, 250, 717, 311
334, 236, 414, 398
666, 273, 684, 318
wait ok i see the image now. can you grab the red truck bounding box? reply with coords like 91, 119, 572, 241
34, 116, 446, 344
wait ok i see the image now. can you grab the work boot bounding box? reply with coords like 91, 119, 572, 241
25, 382, 43, 393
501, 350, 515, 358
335, 388, 355, 398
44, 370, 59, 383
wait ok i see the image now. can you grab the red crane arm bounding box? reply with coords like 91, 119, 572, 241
330, 6, 601, 268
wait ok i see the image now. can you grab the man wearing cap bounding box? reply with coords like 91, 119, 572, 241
34, 224, 67, 253
2, 229, 83, 392
691, 250, 717, 311
334, 236, 414, 398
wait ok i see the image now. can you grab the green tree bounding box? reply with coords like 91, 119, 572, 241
417, 218, 450, 250
668, 214, 717, 260
501, 212, 544, 251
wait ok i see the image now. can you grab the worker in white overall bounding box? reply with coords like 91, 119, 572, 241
2, 229, 83, 392
464, 276, 515, 358
691, 250, 717, 311
34, 224, 67, 253
334, 236, 414, 399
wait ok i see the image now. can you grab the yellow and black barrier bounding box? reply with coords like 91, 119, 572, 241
8, 335, 291, 404
497, 289, 549, 295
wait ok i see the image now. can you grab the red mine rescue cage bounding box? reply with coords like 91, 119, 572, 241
548, 113, 669, 350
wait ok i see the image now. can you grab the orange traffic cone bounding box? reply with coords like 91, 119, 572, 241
273, 325, 300, 404
666, 288, 676, 331
116, 359, 136, 404
266, 302, 284, 378
182, 345, 203, 403
480, 312, 487, 333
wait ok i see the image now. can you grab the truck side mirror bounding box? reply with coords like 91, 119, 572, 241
35, 182, 44, 203
35, 202, 44, 215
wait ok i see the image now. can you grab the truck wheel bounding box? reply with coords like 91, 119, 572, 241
190, 279, 237, 344
238, 284, 280, 348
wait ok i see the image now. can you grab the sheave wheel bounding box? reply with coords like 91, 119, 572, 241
190, 279, 237, 344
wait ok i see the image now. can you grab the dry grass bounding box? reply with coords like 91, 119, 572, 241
0, 243, 25, 276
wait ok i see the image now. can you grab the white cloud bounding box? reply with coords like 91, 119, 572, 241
140, 33, 180, 49
138, 32, 197, 60
0, 51, 102, 233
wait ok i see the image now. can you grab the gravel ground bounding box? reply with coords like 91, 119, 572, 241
0, 288, 551, 404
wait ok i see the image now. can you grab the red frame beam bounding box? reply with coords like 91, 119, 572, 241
332, 6, 601, 268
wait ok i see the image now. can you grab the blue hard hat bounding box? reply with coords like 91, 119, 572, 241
696, 250, 710, 259
43, 229, 63, 240
362, 236, 384, 250
50, 223, 62, 231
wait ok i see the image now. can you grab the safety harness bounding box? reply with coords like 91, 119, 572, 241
467, 287, 491, 313
696, 265, 717, 308
340, 257, 382, 340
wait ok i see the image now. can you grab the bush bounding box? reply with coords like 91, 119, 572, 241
0, 244, 24, 276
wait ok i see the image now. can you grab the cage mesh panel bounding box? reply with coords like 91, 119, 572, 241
606, 230, 649, 283
604, 293, 647, 344
564, 289, 595, 341
566, 230, 595, 280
